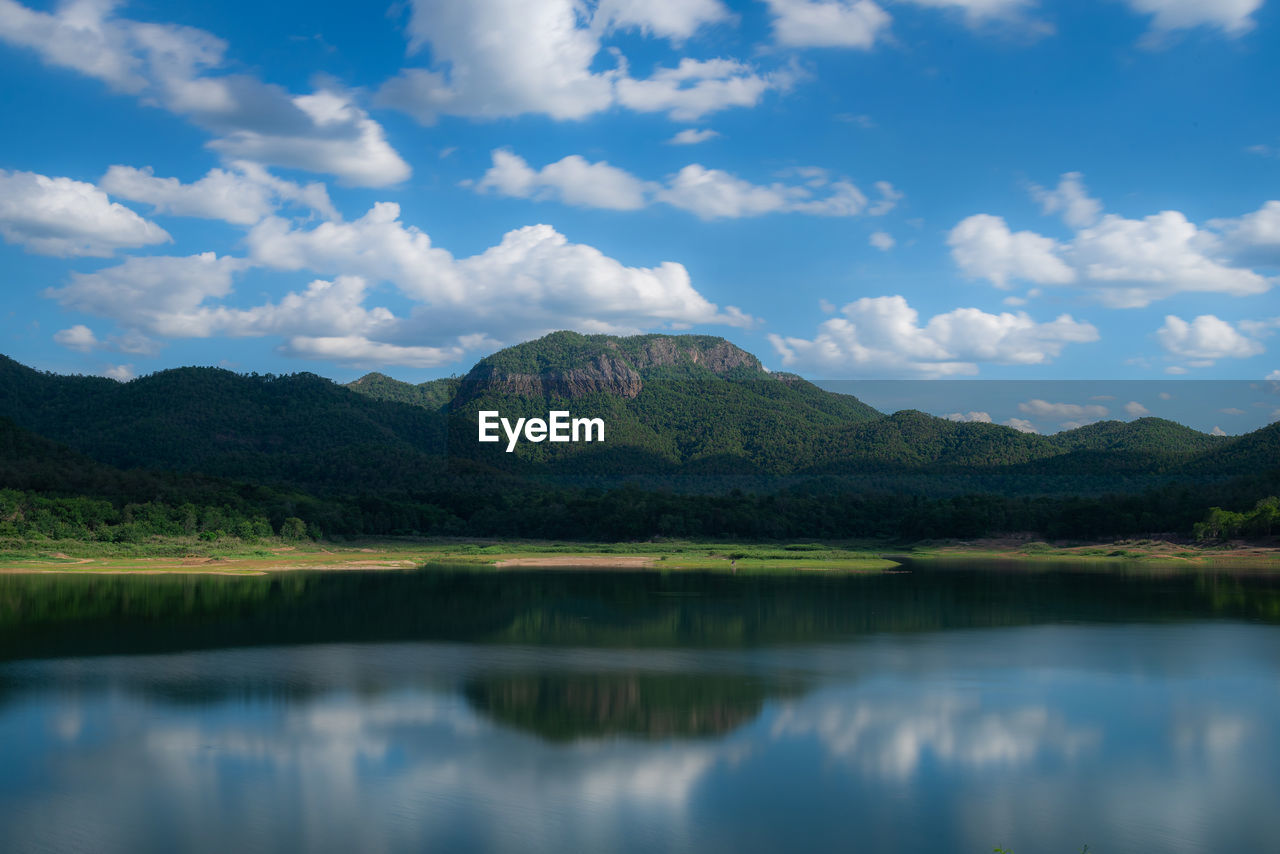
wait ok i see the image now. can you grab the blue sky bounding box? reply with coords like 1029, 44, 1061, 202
1, 0, 1278, 403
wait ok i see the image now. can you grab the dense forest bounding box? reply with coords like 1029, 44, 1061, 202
2, 331, 1278, 545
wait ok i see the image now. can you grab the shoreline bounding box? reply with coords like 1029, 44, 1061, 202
0, 537, 1275, 575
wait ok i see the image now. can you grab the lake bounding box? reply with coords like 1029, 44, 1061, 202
2, 562, 1279, 853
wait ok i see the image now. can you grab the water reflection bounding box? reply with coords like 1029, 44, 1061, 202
2, 567, 1280, 852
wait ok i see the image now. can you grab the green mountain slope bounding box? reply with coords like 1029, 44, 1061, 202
1, 333, 1271, 491
0, 357, 449, 491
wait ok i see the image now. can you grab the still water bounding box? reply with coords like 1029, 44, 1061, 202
2, 563, 1280, 853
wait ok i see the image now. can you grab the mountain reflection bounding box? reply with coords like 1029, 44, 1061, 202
4, 562, 1280, 663
464, 672, 779, 741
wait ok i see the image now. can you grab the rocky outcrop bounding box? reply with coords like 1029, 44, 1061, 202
460, 354, 644, 400
455, 333, 765, 402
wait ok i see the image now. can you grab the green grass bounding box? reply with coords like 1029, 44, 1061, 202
0, 534, 1272, 574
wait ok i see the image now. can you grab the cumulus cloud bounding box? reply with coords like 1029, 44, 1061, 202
615, 57, 787, 122
243, 203, 753, 346
1123, 0, 1264, 41
867, 181, 904, 216
948, 214, 1075, 289
763, 0, 1046, 48
1030, 171, 1102, 228
45, 250, 491, 367
768, 295, 1097, 376
1018, 399, 1110, 420
1124, 401, 1150, 417
1210, 200, 1280, 266
869, 231, 895, 251
377, 0, 778, 123
658, 164, 866, 218
950, 175, 1276, 307
594, 0, 732, 41
472, 150, 887, 220
903, 0, 1042, 28
279, 336, 466, 368
475, 150, 650, 211
0, 169, 170, 257
100, 161, 337, 225
43, 253, 248, 337
762, 0, 892, 48
1070, 211, 1270, 308
1005, 417, 1038, 433
53, 324, 99, 353
0, 1, 408, 186
945, 411, 993, 422
101, 363, 134, 381
1156, 315, 1265, 365
37, 205, 752, 365
667, 128, 720, 145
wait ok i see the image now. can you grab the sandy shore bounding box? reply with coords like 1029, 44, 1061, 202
492, 556, 655, 568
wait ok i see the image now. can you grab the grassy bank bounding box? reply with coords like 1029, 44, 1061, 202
0, 535, 1274, 574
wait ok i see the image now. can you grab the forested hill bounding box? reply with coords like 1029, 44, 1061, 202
0, 355, 449, 491
0, 331, 1266, 492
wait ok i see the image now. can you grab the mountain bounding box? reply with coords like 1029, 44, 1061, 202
442, 332, 882, 473
0, 355, 449, 491
0, 332, 1269, 491
3, 334, 1278, 542
346, 372, 460, 412
1048, 418, 1226, 456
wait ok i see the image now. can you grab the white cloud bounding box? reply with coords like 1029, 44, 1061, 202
667, 128, 720, 145
1030, 171, 1102, 228
279, 336, 465, 368
768, 295, 1097, 376
903, 0, 1041, 27
203, 88, 409, 188
594, 0, 732, 41
1124, 400, 1150, 417
1156, 315, 1265, 364
867, 181, 903, 216
53, 324, 99, 352
1070, 211, 1270, 308
1268, 370, 1280, 381
1220, 407, 1246, 416
0, 169, 170, 257
614, 58, 783, 122
1211, 425, 1228, 436
771, 693, 1096, 781
100, 161, 337, 225
1005, 417, 1038, 433
762, 0, 892, 49
377, 0, 776, 123
0, 2, 408, 187
948, 214, 1076, 289
1123, 0, 1263, 39
101, 363, 134, 381
1018, 399, 1110, 420
1210, 200, 1280, 265
473, 151, 882, 220
660, 165, 802, 218
0, 0, 215, 94
475, 150, 650, 211
869, 231, 895, 251
244, 204, 753, 346
44, 253, 248, 337
763, 0, 1047, 48
945, 411, 993, 422
952, 177, 1276, 307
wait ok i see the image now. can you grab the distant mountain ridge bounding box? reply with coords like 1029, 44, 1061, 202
0, 331, 1270, 494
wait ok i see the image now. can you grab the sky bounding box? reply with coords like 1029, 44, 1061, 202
1, 0, 1279, 410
